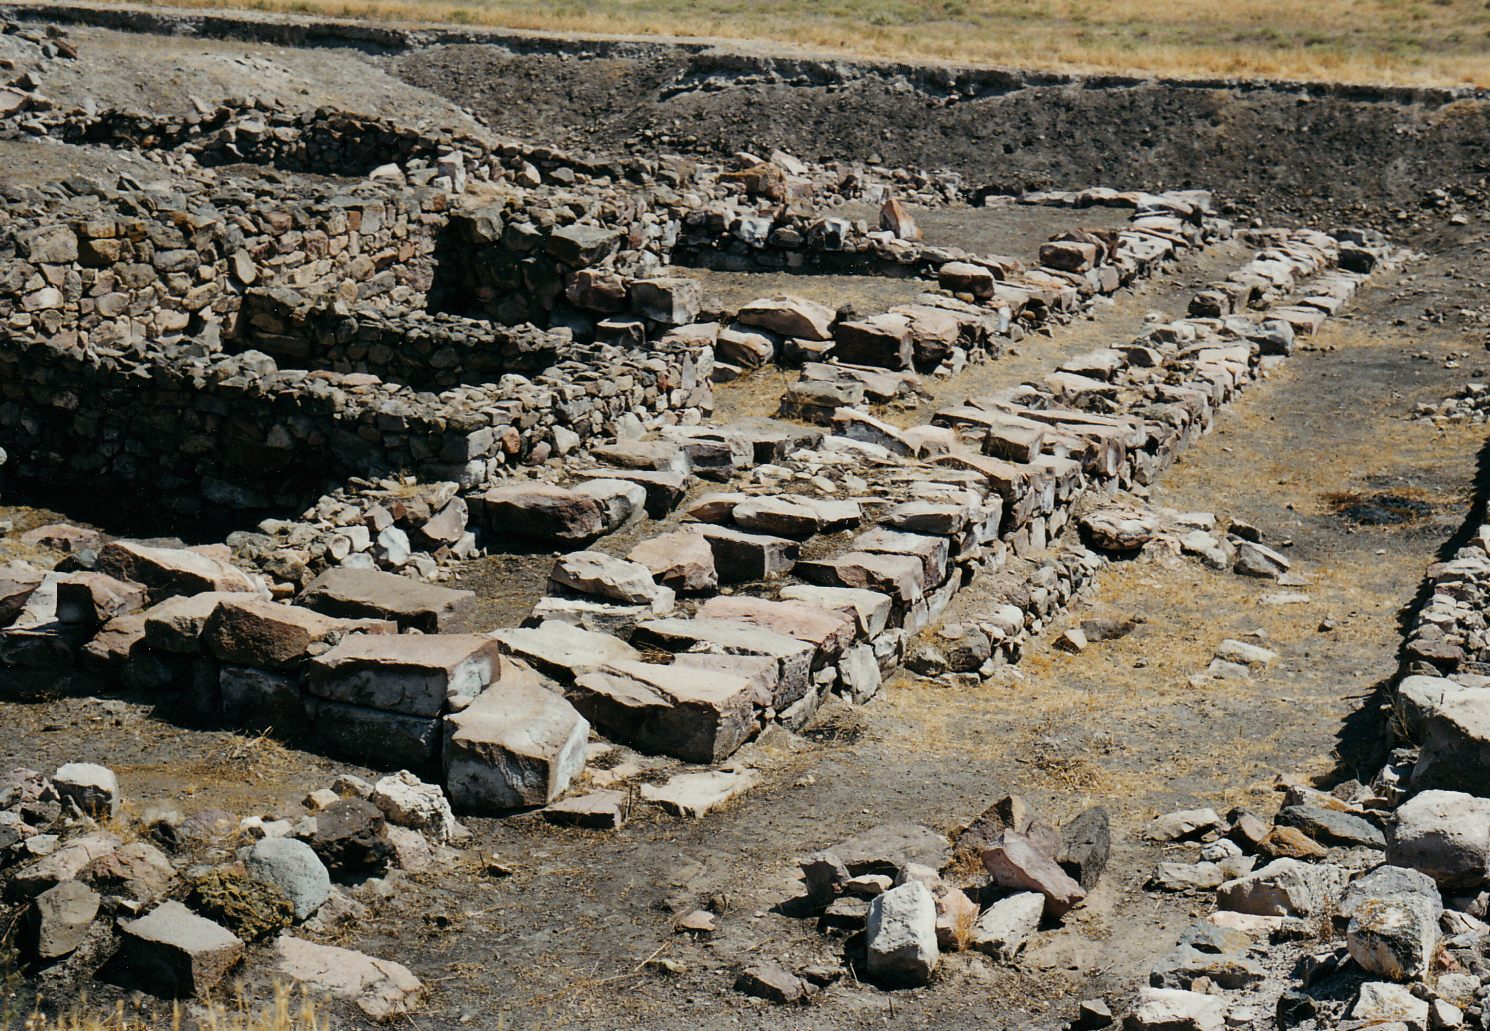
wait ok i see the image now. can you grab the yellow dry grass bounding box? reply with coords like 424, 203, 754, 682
9, 988, 326, 1031
104, 0, 1490, 87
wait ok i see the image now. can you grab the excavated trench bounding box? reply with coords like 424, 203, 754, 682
0, 7, 1488, 1030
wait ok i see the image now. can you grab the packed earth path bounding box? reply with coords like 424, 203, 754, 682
3, 6, 1490, 1031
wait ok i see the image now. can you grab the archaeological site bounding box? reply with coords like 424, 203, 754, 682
2, 3, 1490, 1028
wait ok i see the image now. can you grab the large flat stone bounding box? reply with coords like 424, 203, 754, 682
632, 617, 814, 708
299, 568, 475, 633
640, 768, 759, 818
569, 659, 758, 763
274, 936, 425, 1020
95, 541, 257, 602
550, 551, 675, 608
490, 621, 640, 684
626, 531, 718, 593
308, 699, 442, 767
306, 632, 500, 717
116, 901, 243, 997
1412, 691, 1490, 796
696, 595, 856, 663
203, 597, 376, 670
778, 584, 893, 638
479, 483, 604, 545
795, 551, 926, 605
442, 661, 590, 812
690, 525, 799, 582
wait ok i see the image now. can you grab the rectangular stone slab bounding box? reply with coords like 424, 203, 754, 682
777, 584, 893, 639
442, 662, 589, 813
696, 595, 856, 663
116, 900, 244, 997
690, 525, 799, 582
569, 659, 757, 763
299, 568, 476, 633
489, 621, 640, 684
308, 698, 442, 768
306, 634, 502, 716
631, 617, 814, 708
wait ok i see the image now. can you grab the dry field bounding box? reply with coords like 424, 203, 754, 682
101, 0, 1490, 86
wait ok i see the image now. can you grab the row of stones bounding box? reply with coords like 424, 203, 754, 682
1113, 532, 1490, 1031
433, 226, 1391, 806
0, 224, 1391, 823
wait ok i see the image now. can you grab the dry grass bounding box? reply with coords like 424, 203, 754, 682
9, 988, 326, 1031
104, 0, 1490, 87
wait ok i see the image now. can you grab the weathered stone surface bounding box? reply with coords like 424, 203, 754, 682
83, 841, 175, 903
1215, 858, 1345, 917
569, 659, 757, 763
640, 768, 759, 818
300, 568, 475, 633
1386, 789, 1490, 891
1276, 803, 1385, 849
691, 524, 799, 582
309, 798, 393, 875
307, 633, 501, 716
141, 592, 244, 653
865, 880, 939, 986
983, 831, 1087, 918
969, 891, 1043, 959
55, 572, 147, 627
649, 612, 812, 697
369, 770, 461, 842
796, 551, 925, 605
1412, 691, 1490, 796
9, 832, 122, 899
274, 935, 425, 1020
734, 961, 809, 1003
1233, 539, 1291, 578
1059, 807, 1112, 890
1145, 808, 1223, 842
52, 762, 120, 818
832, 822, 952, 876
778, 584, 893, 638
243, 838, 330, 921
626, 531, 718, 593
203, 597, 364, 670
696, 595, 856, 662
1123, 987, 1224, 1031
30, 880, 100, 960
572, 478, 646, 533
443, 662, 590, 812
491, 621, 639, 683
1149, 923, 1263, 991
96, 541, 257, 602
1346, 888, 1441, 980
551, 551, 676, 607
1348, 982, 1430, 1030
737, 295, 835, 341
116, 901, 244, 997
543, 789, 626, 830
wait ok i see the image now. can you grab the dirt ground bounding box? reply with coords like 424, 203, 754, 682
4, 11, 1490, 1029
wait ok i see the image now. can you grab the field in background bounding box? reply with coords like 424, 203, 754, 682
102, 0, 1490, 87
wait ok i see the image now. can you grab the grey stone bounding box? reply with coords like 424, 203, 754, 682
1386, 790, 1490, 891
969, 891, 1043, 959
442, 661, 589, 812
30, 880, 100, 960
51, 762, 120, 818
300, 568, 475, 633
306, 633, 501, 716
243, 838, 330, 921
865, 880, 939, 986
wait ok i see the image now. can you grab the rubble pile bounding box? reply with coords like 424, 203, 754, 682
0, 762, 444, 1016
